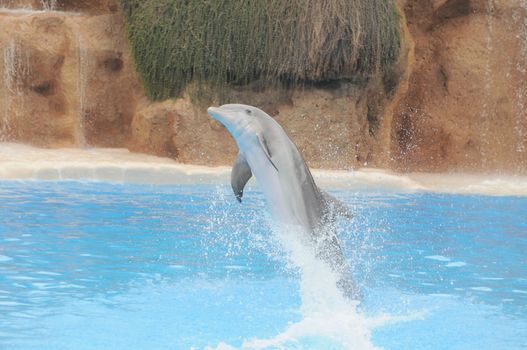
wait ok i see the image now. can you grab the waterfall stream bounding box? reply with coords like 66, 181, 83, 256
40, 0, 56, 11
1, 40, 29, 142
0, 42, 14, 141
0, 6, 90, 146
76, 27, 88, 147
480, 0, 496, 169
513, 1, 527, 165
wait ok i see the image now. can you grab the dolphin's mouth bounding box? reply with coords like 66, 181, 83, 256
207, 106, 233, 134
207, 106, 232, 129
207, 105, 243, 139
207, 106, 220, 120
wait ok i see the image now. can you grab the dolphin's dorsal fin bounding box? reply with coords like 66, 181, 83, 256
231, 153, 253, 202
321, 190, 353, 220
257, 134, 278, 172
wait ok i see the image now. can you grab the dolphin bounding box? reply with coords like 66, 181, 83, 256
207, 103, 357, 298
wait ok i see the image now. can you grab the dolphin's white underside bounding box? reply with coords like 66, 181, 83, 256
239, 136, 306, 228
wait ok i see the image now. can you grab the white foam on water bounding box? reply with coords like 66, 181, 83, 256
425, 255, 451, 262
224, 265, 250, 270
0, 254, 12, 262
478, 277, 504, 281
168, 264, 185, 269
35, 271, 61, 276
429, 293, 453, 298
1, 143, 527, 196
31, 282, 53, 289
445, 261, 467, 267
366, 310, 430, 328
421, 282, 435, 286
470, 287, 493, 292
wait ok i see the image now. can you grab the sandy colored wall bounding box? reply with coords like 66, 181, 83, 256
391, 0, 527, 173
127, 80, 403, 169
0, 2, 143, 147
0, 0, 526, 173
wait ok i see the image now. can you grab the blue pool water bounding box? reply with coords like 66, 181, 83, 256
0, 181, 526, 349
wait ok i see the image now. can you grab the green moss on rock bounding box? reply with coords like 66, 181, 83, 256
119, 0, 401, 100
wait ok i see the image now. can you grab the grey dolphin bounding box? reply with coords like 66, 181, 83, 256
207, 103, 357, 298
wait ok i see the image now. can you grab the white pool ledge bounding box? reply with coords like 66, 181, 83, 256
1, 143, 526, 196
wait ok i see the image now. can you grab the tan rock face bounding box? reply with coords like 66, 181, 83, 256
392, 0, 527, 173
74, 13, 142, 147
1, 12, 75, 146
1, 0, 527, 174
128, 79, 399, 169
0, 0, 407, 169
0, 4, 142, 148
128, 100, 179, 159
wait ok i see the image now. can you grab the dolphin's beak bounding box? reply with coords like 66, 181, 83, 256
207, 106, 218, 115
207, 106, 233, 128
207, 105, 247, 141
207, 106, 221, 122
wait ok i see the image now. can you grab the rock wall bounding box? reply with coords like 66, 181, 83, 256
104, 0, 409, 170
1, 0, 526, 173
127, 79, 403, 169
392, 0, 527, 173
125, 0, 410, 169
0, 1, 142, 147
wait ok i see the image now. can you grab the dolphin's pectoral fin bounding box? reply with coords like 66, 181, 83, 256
257, 134, 278, 172
321, 190, 354, 220
231, 153, 253, 202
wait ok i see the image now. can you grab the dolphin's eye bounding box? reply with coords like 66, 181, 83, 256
245, 109, 252, 115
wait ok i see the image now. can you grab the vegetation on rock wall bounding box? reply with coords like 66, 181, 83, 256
119, 0, 401, 100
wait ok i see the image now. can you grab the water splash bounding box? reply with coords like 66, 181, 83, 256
39, 0, 56, 11
202, 204, 380, 350
243, 224, 377, 350
197, 177, 376, 349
